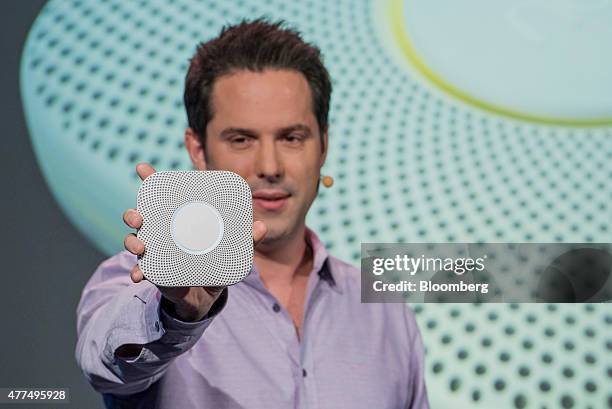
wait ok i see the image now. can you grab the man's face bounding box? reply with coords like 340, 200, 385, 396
194, 69, 327, 247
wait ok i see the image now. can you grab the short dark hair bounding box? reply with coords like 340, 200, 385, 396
184, 18, 332, 147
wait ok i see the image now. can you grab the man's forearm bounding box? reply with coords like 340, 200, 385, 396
75, 252, 227, 395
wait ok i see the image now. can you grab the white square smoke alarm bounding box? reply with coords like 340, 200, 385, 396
136, 170, 253, 287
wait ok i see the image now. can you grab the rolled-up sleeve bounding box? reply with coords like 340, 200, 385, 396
75, 251, 226, 395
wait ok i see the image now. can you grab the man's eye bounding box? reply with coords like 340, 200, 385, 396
230, 135, 251, 146
284, 134, 302, 143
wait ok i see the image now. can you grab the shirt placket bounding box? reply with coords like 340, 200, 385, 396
294, 260, 331, 409
244, 244, 329, 409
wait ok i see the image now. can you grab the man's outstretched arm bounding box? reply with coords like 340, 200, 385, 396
75, 163, 266, 396
75, 251, 227, 395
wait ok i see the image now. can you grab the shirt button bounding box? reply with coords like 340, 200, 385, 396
272, 303, 281, 313
302, 368, 307, 377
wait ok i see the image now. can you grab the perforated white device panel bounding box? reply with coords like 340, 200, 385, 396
137, 170, 253, 287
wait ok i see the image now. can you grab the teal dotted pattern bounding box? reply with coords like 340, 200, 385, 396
20, 1, 611, 408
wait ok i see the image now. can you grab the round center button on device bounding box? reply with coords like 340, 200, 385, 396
171, 201, 224, 255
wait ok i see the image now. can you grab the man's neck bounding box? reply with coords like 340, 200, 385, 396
254, 224, 313, 287
254, 224, 314, 339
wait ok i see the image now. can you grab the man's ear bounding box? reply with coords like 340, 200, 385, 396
319, 128, 329, 168
184, 127, 207, 170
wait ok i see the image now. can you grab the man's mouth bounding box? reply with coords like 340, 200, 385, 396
252, 190, 291, 211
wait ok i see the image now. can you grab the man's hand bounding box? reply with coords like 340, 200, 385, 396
123, 163, 267, 322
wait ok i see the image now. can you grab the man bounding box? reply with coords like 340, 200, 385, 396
76, 19, 429, 408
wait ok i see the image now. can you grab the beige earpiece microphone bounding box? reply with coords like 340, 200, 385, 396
321, 175, 334, 188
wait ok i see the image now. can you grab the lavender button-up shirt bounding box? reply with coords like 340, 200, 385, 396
76, 227, 429, 408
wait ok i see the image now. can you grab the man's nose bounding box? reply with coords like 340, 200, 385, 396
255, 138, 284, 182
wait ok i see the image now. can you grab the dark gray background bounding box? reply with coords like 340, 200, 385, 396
1, 2, 105, 408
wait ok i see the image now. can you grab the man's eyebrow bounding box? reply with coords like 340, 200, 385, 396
277, 123, 312, 135
219, 124, 313, 138
219, 127, 257, 138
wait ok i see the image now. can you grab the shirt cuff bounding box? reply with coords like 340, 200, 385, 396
103, 283, 164, 362
108, 286, 228, 364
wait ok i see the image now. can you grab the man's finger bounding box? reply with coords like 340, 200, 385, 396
136, 163, 156, 181
122, 209, 143, 229
124, 233, 145, 255
130, 264, 145, 283
253, 220, 267, 247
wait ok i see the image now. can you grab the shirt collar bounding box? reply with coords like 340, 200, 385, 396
305, 226, 340, 292
244, 226, 342, 293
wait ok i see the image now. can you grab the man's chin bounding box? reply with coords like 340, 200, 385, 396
255, 220, 293, 245
259, 225, 285, 243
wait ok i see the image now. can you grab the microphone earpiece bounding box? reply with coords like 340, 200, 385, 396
321, 175, 334, 188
